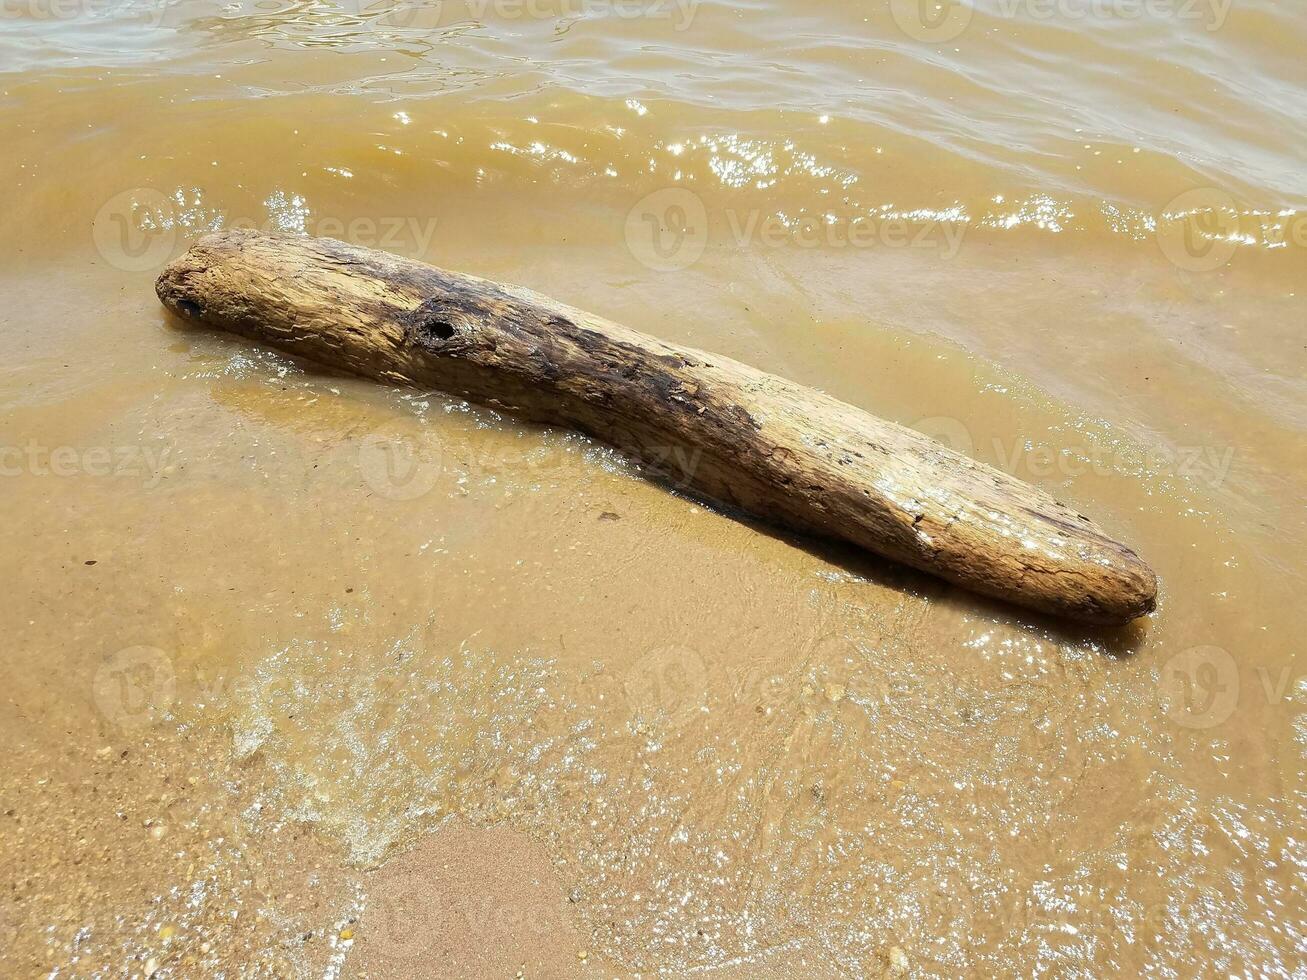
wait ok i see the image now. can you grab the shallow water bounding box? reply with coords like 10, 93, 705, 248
1, 0, 1304, 976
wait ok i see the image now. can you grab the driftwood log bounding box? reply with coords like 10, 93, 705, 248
156, 230, 1157, 624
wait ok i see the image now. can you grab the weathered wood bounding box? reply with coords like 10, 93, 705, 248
156, 230, 1157, 624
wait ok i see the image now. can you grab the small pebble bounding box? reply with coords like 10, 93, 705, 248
888, 945, 909, 974
145, 956, 159, 976
339, 927, 354, 941
577, 950, 589, 961
150, 824, 167, 840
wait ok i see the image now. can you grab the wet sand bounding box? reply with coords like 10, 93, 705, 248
2, 0, 1305, 976
351, 822, 614, 978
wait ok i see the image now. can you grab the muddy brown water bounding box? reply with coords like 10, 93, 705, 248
1, 1, 1304, 976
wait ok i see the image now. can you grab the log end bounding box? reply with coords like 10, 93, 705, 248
1055, 541, 1157, 626
154, 231, 232, 323
914, 510, 1157, 627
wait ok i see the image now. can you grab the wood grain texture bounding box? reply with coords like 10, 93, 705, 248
156, 230, 1158, 624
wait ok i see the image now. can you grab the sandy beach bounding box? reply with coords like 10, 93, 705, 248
1, 0, 1304, 975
